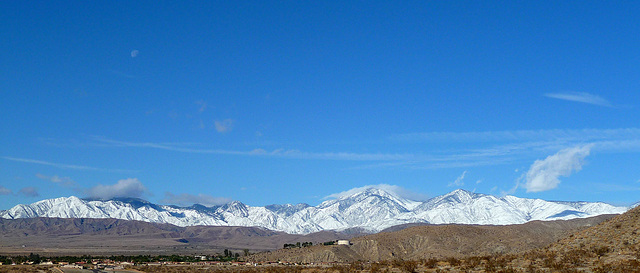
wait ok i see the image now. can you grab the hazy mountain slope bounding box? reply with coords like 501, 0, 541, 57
0, 189, 628, 234
0, 217, 360, 256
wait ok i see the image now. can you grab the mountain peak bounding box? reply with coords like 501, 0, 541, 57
443, 189, 483, 199
341, 187, 400, 200
448, 188, 472, 195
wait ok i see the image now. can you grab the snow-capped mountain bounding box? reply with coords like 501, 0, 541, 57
0, 189, 628, 234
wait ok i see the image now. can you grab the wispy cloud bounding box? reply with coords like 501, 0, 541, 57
523, 144, 593, 192
384, 128, 640, 169
544, 92, 613, 107
2, 156, 134, 172
3, 156, 103, 171
85, 128, 640, 170
394, 128, 640, 143
35, 173, 77, 187
448, 171, 467, 187
18, 187, 39, 197
0, 186, 12, 195
85, 178, 148, 200
130, 49, 139, 58
91, 136, 414, 161
215, 119, 234, 133
195, 100, 207, 113
161, 192, 232, 207
588, 182, 640, 192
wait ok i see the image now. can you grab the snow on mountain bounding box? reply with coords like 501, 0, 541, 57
0, 188, 628, 234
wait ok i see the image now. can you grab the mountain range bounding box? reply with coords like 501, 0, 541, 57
0, 188, 628, 234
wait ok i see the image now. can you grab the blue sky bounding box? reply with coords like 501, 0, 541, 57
2, 1, 640, 210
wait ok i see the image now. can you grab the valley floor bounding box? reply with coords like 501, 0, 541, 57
3, 251, 640, 273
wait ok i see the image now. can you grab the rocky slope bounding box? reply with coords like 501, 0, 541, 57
549, 204, 640, 255
249, 215, 615, 263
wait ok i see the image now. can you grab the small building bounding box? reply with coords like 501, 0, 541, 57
337, 240, 351, 245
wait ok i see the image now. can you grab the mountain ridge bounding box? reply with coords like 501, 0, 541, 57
0, 188, 628, 234
249, 214, 616, 263
0, 217, 361, 255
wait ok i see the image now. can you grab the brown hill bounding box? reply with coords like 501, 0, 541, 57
250, 215, 614, 263
0, 218, 362, 256
549, 204, 640, 258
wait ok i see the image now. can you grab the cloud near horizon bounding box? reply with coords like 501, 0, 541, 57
324, 184, 430, 201
85, 178, 148, 200
0, 186, 12, 195
161, 192, 232, 207
18, 187, 39, 197
523, 144, 594, 192
36, 173, 76, 187
544, 92, 613, 107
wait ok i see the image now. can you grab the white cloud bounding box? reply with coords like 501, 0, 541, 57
18, 187, 39, 197
161, 193, 232, 207
36, 173, 76, 187
523, 144, 594, 192
448, 171, 467, 187
85, 178, 148, 200
215, 119, 234, 133
0, 186, 11, 195
324, 184, 429, 201
130, 49, 139, 58
544, 92, 613, 107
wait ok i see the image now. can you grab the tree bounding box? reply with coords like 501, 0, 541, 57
28, 253, 41, 264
